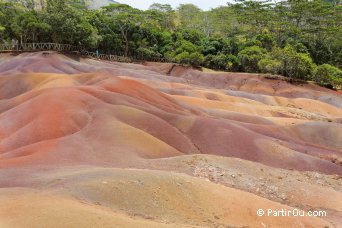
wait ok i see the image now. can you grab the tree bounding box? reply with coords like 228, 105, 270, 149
177, 4, 202, 30
12, 10, 50, 43
0, 0, 340, 85
148, 3, 176, 30
43, 0, 100, 47
103, 4, 142, 57
231, 0, 274, 36
208, 6, 239, 38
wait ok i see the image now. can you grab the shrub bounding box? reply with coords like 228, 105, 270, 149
225, 54, 240, 71
136, 47, 159, 59
238, 45, 265, 72
205, 53, 240, 71
174, 40, 197, 54
204, 53, 226, 70
170, 39, 204, 67
331, 76, 342, 89
175, 51, 190, 64
188, 52, 204, 67
175, 51, 204, 67
258, 58, 282, 75
204, 54, 214, 67
269, 45, 315, 80
314, 64, 342, 89
283, 52, 315, 80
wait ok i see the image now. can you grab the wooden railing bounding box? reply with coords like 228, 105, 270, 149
0, 43, 172, 63
80, 50, 133, 62
0, 43, 77, 52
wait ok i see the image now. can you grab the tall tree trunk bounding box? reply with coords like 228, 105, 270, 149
124, 39, 128, 57
40, 0, 45, 9
120, 27, 129, 57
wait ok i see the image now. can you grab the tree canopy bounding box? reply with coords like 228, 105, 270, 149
0, 0, 341, 88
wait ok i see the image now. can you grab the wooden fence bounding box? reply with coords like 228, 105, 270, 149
0, 43, 77, 52
0, 43, 172, 63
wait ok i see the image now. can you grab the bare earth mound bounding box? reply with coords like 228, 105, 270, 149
0, 52, 341, 227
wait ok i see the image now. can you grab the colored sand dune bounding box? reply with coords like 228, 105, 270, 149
0, 52, 341, 227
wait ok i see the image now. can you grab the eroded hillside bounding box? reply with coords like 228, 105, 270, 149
0, 52, 341, 227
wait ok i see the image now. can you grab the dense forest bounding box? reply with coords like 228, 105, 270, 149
0, 0, 341, 88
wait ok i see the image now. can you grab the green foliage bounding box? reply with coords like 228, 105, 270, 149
255, 32, 275, 51
313, 64, 342, 89
258, 45, 316, 80
330, 77, 342, 90
231, 0, 274, 36
205, 53, 240, 71
136, 47, 159, 59
280, 45, 316, 80
0, 0, 341, 87
174, 51, 204, 67
225, 54, 240, 71
208, 6, 238, 37
174, 40, 198, 54
45, 7, 99, 47
188, 52, 205, 67
258, 58, 282, 75
103, 4, 143, 56
166, 39, 204, 67
148, 3, 176, 30
173, 29, 203, 44
177, 4, 202, 30
286, 39, 309, 54
238, 45, 265, 72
